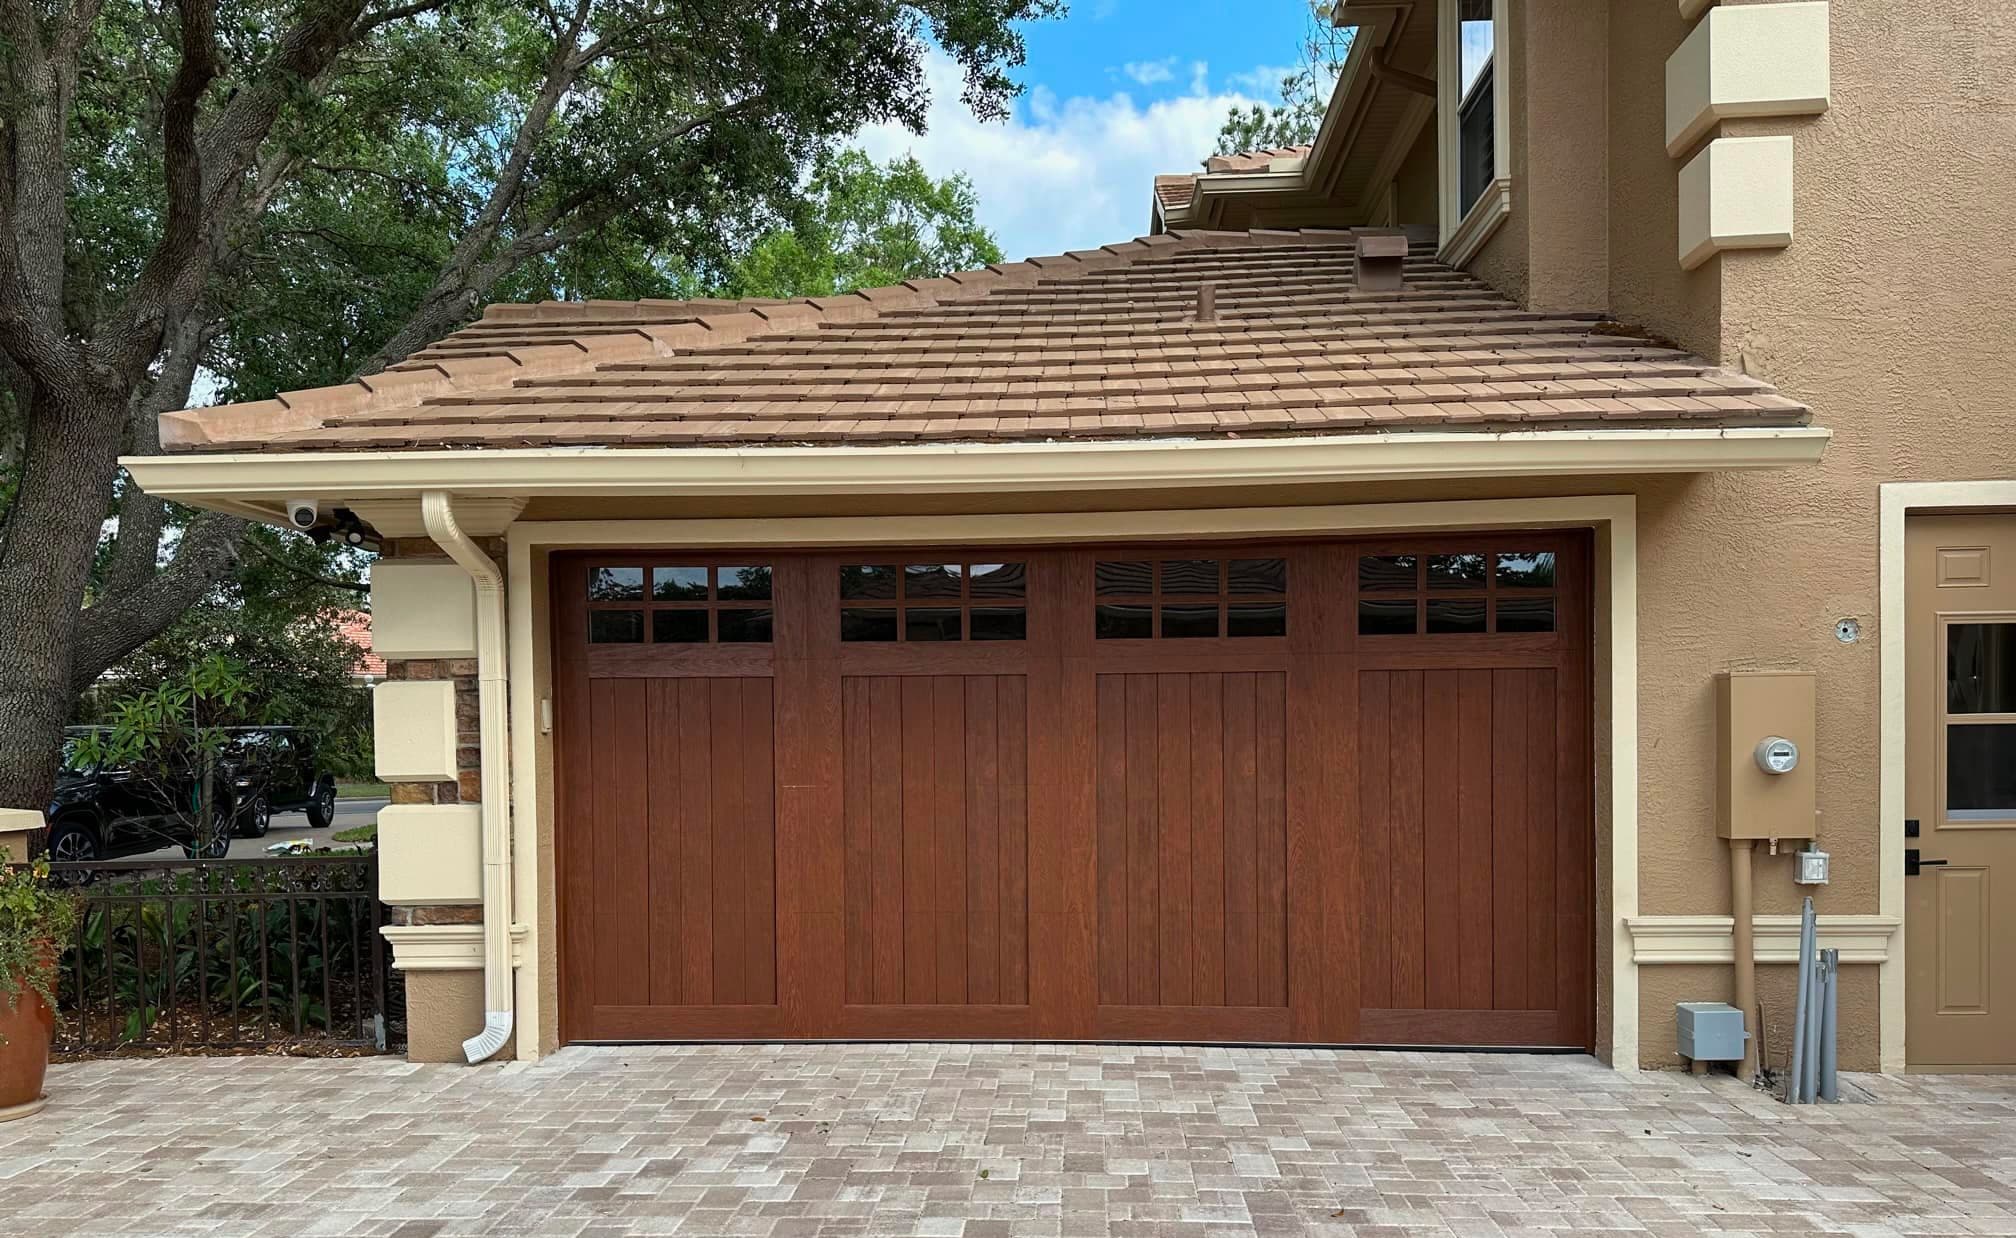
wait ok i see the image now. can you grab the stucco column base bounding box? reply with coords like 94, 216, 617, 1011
404, 969, 517, 1064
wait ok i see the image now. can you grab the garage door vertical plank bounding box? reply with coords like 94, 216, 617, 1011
1222, 672, 1258, 1008
869, 677, 905, 1004
676, 679, 715, 1004
744, 677, 778, 1007
1358, 672, 1393, 1012
1527, 668, 1558, 1013
1422, 670, 1461, 1010
593, 680, 650, 1009
842, 677, 873, 1006
1255, 671, 1289, 1009
1558, 538, 1595, 1047
1189, 673, 1226, 1008
556, 589, 595, 1039
1457, 669, 1495, 1010
646, 681, 684, 1007
1491, 669, 1530, 1011
710, 678, 747, 1005
932, 676, 969, 1005
1094, 674, 1128, 1007
1124, 673, 1160, 1007
1156, 673, 1194, 1007
1390, 672, 1427, 1010
966, 676, 1002, 1005
900, 676, 938, 1004
998, 675, 1031, 1006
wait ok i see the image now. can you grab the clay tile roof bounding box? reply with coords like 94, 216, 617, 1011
1200, 144, 1313, 174
335, 610, 385, 678
1154, 174, 1197, 209
161, 229, 1808, 453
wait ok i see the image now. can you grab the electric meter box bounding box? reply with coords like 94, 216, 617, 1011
1716, 671, 1816, 840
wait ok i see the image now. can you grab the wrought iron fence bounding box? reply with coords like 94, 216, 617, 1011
50, 857, 403, 1055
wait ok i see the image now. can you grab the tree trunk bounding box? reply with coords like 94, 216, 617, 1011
0, 383, 127, 810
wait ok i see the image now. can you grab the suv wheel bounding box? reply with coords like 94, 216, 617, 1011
182, 808, 232, 860
48, 818, 101, 863
305, 782, 337, 830
236, 791, 272, 839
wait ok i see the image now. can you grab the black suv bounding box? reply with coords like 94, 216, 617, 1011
45, 726, 337, 862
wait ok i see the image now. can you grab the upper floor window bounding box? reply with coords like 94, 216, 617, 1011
1457, 0, 1496, 216
1437, 0, 1511, 265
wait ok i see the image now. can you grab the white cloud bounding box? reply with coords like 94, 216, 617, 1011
857, 51, 1266, 261
1121, 57, 1177, 87
1225, 63, 1298, 99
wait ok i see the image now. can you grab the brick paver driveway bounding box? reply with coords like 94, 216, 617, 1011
2, 1045, 2012, 1237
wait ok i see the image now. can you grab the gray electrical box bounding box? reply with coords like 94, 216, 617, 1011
1676, 1002, 1749, 1062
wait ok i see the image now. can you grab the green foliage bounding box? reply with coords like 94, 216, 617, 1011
72, 655, 255, 852
88, 528, 375, 780
1213, 3, 1353, 156
0, 861, 82, 1025
720, 150, 1004, 298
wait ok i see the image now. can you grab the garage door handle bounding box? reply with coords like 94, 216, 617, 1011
1904, 849, 1948, 877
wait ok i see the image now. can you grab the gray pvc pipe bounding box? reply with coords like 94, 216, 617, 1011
1820, 948, 1839, 1103
1786, 897, 1816, 1102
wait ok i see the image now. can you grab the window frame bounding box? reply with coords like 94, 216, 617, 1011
1937, 613, 2016, 828
1436, 0, 1513, 268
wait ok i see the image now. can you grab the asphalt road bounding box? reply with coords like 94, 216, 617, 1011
135, 796, 383, 861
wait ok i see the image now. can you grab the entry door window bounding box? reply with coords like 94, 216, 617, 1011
1945, 620, 2016, 821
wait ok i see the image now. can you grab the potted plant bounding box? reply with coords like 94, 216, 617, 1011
0, 858, 80, 1120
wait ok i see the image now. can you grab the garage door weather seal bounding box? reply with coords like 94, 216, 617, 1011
421, 491, 515, 1063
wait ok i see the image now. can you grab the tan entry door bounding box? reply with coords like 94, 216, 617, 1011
1906, 516, 2016, 1069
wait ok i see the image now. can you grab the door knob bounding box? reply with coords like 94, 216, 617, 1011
1905, 849, 1949, 877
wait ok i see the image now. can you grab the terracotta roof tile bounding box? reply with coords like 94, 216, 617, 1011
169, 229, 1808, 453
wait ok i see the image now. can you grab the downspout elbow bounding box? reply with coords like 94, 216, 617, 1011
419, 490, 515, 1064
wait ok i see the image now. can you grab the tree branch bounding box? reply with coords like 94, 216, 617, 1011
245, 534, 368, 594
70, 509, 245, 694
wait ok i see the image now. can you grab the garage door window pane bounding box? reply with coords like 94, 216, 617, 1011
1161, 560, 1221, 595
1428, 553, 1487, 589
1161, 604, 1219, 638
1426, 598, 1488, 633
841, 565, 899, 599
716, 609, 773, 643
906, 608, 962, 641
1359, 555, 1417, 591
1229, 558, 1287, 594
1359, 598, 1416, 635
716, 566, 773, 601
1948, 723, 2016, 817
904, 564, 963, 598
1227, 603, 1287, 637
589, 566, 644, 601
651, 609, 708, 643
1948, 622, 2016, 714
969, 562, 1026, 598
589, 610, 644, 643
1097, 561, 1153, 595
1095, 603, 1153, 639
1495, 597, 1556, 633
651, 567, 708, 600
969, 607, 1027, 641
1495, 551, 1556, 588
841, 608, 898, 641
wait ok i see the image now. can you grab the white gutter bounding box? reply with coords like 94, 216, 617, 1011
419, 491, 515, 1064
122, 427, 1833, 511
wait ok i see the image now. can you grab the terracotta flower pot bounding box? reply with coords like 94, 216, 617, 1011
0, 982, 54, 1122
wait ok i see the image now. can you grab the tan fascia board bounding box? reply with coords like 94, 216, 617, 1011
124, 427, 1829, 521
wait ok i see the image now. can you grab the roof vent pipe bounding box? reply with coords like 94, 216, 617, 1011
1351, 228, 1409, 292
1195, 282, 1217, 324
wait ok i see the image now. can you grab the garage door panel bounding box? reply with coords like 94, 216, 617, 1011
1095, 670, 1289, 1016
841, 673, 1030, 1009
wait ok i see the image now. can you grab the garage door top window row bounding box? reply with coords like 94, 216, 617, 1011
1094, 557, 1288, 640
1358, 550, 1557, 635
587, 564, 774, 645
840, 561, 1027, 642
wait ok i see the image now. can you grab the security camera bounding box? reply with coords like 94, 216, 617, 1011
285, 498, 319, 530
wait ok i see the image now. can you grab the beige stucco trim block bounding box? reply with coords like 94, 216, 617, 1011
1666, 3, 1829, 157
372, 681, 460, 782
1627, 914, 1900, 965
378, 804, 482, 905
370, 561, 477, 659
380, 922, 529, 971
0, 808, 42, 863
1678, 136, 1795, 270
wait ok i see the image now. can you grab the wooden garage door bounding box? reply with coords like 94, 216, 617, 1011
555, 537, 1592, 1048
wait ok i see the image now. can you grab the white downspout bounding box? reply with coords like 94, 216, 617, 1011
419, 491, 514, 1063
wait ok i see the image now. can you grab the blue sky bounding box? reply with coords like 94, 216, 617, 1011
857, 1, 1318, 262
